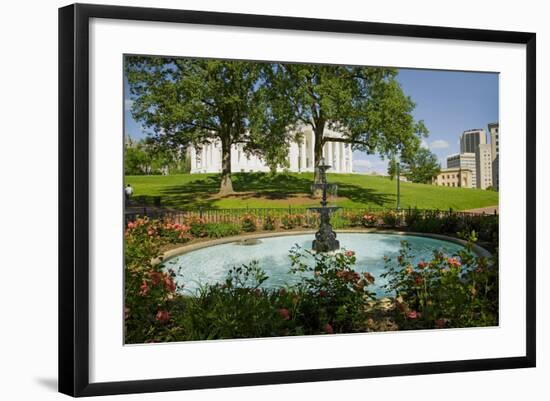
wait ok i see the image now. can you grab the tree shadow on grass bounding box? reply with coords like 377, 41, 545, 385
159, 175, 221, 209
158, 172, 395, 209
337, 183, 395, 207
233, 172, 313, 193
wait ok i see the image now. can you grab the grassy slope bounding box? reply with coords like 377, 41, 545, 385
125, 172, 499, 210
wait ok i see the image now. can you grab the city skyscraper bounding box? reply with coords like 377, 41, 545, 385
460, 129, 487, 154
488, 122, 499, 191
476, 143, 493, 189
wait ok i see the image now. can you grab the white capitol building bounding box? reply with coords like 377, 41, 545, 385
189, 126, 354, 174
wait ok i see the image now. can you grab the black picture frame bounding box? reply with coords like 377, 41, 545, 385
59, 3, 536, 397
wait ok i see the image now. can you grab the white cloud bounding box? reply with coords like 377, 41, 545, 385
352, 158, 388, 174
353, 159, 372, 168
124, 99, 134, 112
430, 139, 450, 150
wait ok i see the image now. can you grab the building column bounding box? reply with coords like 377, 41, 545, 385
309, 131, 315, 171
327, 141, 333, 168
346, 144, 351, 172
201, 145, 207, 173
190, 147, 196, 172
338, 143, 346, 173
300, 138, 306, 172
334, 142, 341, 172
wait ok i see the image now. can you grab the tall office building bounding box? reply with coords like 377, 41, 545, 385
460, 129, 487, 154
447, 153, 476, 188
476, 144, 493, 189
488, 122, 499, 190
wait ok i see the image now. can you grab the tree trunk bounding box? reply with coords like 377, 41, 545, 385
219, 136, 234, 195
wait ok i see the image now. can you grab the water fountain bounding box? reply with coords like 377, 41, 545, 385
308, 157, 341, 252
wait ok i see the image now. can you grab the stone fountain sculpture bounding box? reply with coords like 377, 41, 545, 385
308, 158, 340, 252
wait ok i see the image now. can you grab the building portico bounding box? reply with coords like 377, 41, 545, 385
189, 127, 353, 174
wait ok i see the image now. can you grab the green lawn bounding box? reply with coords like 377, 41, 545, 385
125, 172, 499, 211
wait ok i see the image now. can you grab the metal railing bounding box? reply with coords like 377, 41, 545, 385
124, 206, 495, 229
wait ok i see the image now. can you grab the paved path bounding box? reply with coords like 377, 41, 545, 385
464, 205, 499, 215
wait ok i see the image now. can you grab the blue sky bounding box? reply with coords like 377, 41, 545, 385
353, 68, 499, 174
125, 68, 499, 174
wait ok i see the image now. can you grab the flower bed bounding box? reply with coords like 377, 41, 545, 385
124, 218, 498, 343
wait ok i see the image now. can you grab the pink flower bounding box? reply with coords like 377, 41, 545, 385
345, 250, 355, 257
155, 310, 170, 324
319, 290, 328, 297
363, 272, 375, 284
127, 221, 135, 229
447, 257, 462, 267
417, 261, 429, 269
139, 281, 149, 296
147, 229, 155, 236
407, 310, 418, 319
149, 271, 162, 286
278, 308, 290, 320
164, 276, 176, 292
324, 323, 334, 334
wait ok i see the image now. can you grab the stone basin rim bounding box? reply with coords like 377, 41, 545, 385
156, 229, 492, 265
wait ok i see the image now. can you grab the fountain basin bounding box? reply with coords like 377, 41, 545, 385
161, 231, 484, 296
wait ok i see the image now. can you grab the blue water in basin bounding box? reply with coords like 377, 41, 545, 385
162, 233, 465, 296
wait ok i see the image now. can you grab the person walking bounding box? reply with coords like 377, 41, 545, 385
124, 184, 133, 206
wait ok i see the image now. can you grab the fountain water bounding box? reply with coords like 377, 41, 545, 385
308, 158, 341, 252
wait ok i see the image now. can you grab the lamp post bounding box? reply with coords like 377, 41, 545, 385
395, 147, 402, 210
396, 156, 401, 210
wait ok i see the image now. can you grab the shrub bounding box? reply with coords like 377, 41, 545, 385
281, 213, 296, 229
406, 209, 444, 233
362, 213, 378, 227
381, 210, 400, 227
405, 208, 422, 228
343, 212, 364, 227
280, 213, 308, 229
189, 217, 208, 237
288, 246, 376, 334
241, 214, 257, 232
263, 214, 277, 231
381, 231, 498, 330
204, 223, 241, 238
302, 213, 318, 228
159, 220, 192, 244
124, 218, 183, 344
172, 261, 286, 340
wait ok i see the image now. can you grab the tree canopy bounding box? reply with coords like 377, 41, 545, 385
269, 63, 428, 181
388, 147, 441, 184
125, 57, 294, 193
126, 56, 429, 191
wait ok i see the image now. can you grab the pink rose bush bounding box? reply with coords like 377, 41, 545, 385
381, 232, 498, 330
125, 217, 187, 344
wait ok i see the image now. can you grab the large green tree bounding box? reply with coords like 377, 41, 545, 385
271, 64, 428, 182
126, 57, 294, 194
388, 147, 441, 184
